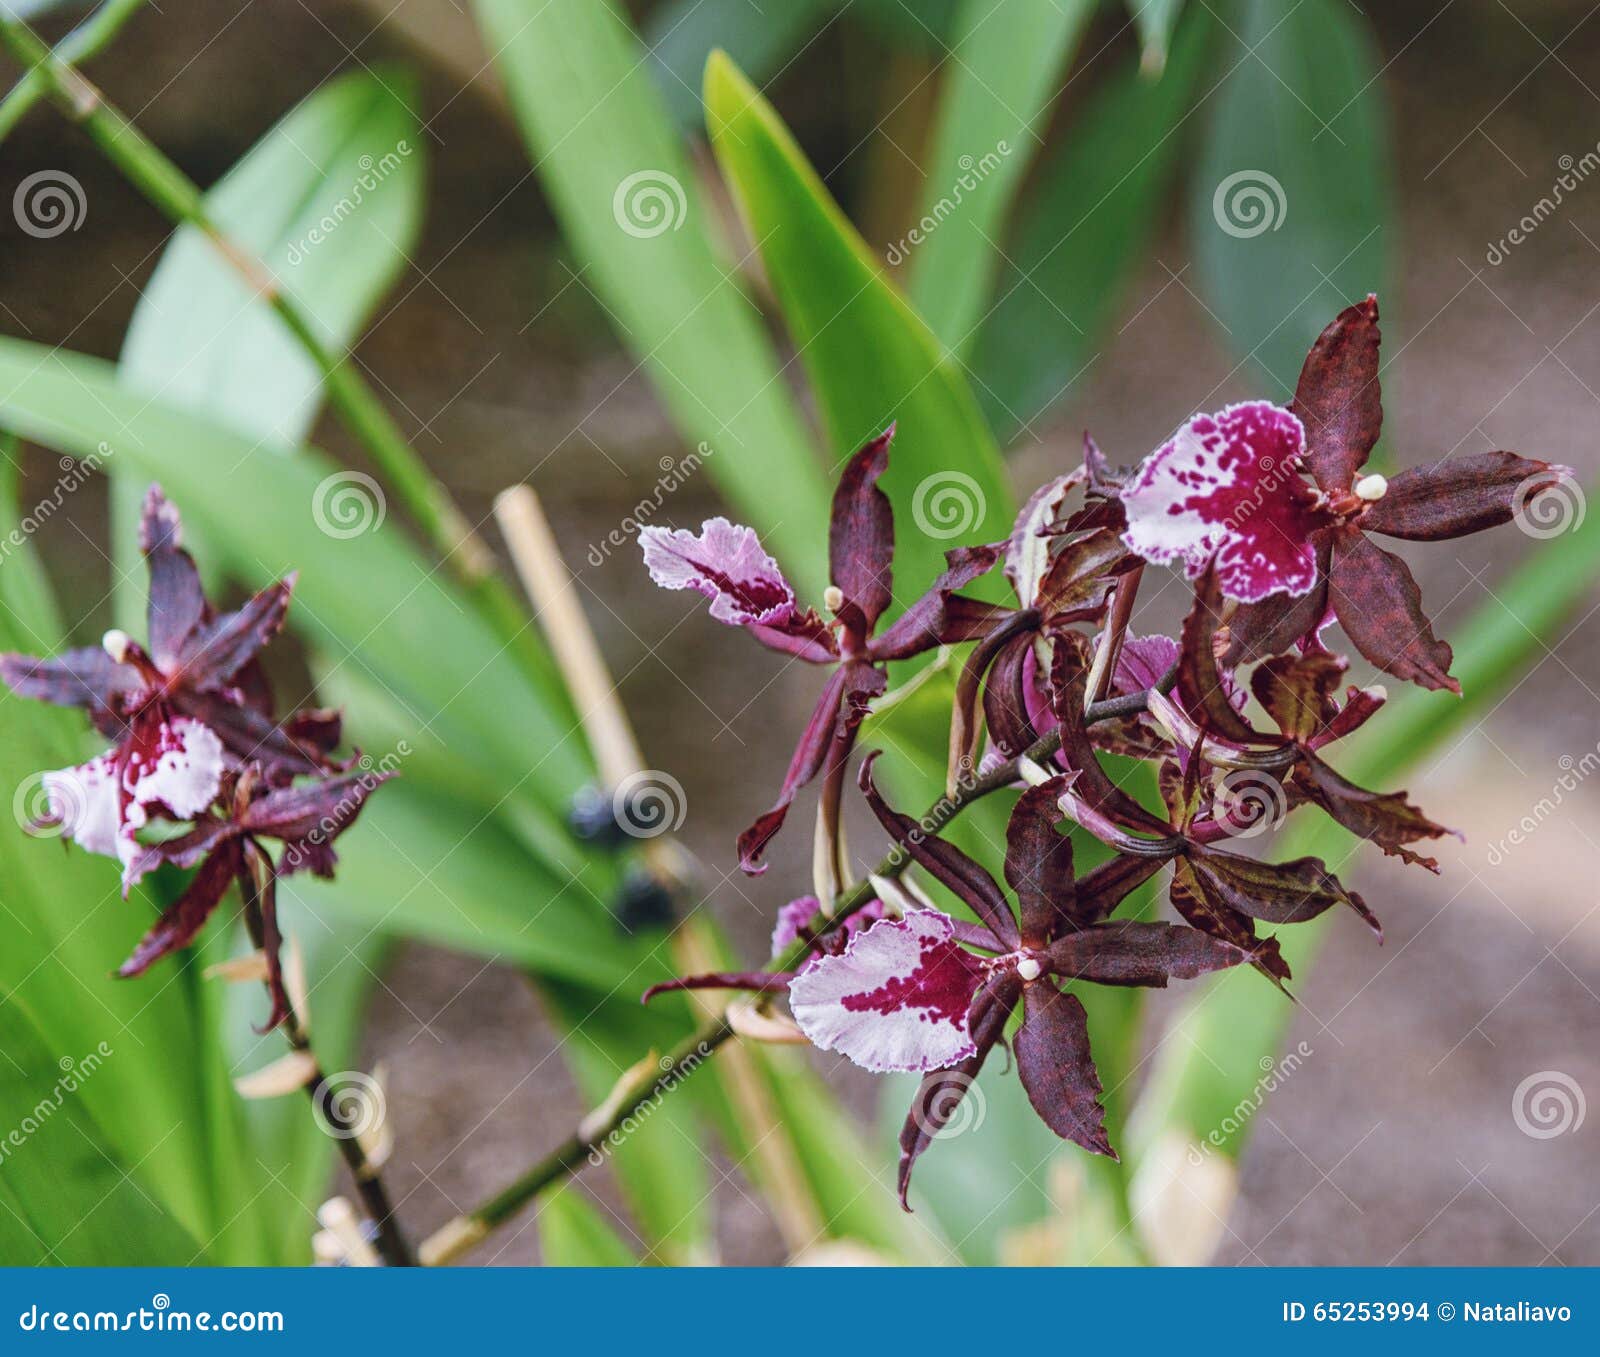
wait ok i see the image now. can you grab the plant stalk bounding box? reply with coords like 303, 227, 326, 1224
240, 865, 415, 1267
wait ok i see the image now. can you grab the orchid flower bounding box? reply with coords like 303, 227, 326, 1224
640, 426, 999, 873
0, 485, 383, 1029
1118, 297, 1572, 691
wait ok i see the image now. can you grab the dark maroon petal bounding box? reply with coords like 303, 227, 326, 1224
0, 647, 138, 716
1221, 538, 1332, 666
829, 426, 895, 635
241, 840, 291, 1032
1071, 853, 1166, 928
1112, 633, 1179, 695
1360, 453, 1576, 541
1034, 527, 1135, 621
1250, 651, 1347, 744
857, 751, 1018, 948
124, 817, 238, 887
1015, 982, 1115, 1158
177, 576, 295, 692
242, 768, 392, 877
1297, 751, 1456, 873
117, 839, 240, 979
1310, 683, 1386, 749
983, 631, 1040, 763
641, 972, 795, 1004
1187, 844, 1380, 937
744, 615, 839, 663
1046, 919, 1257, 986
1328, 530, 1459, 694
1178, 571, 1265, 745
897, 970, 1019, 1207
1169, 857, 1291, 987
1291, 295, 1382, 494
870, 544, 1002, 660
738, 663, 884, 874
1049, 642, 1176, 839
946, 609, 1035, 788
1005, 780, 1076, 948
140, 484, 207, 669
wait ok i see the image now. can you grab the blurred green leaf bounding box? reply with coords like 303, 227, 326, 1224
849, 0, 964, 50
972, 7, 1212, 439
645, 0, 839, 129
0, 999, 209, 1265
1128, 0, 1186, 75
705, 51, 1014, 617
1187, 0, 1391, 396
538, 1184, 640, 1265
910, 0, 1094, 355
119, 69, 424, 446
473, 0, 831, 592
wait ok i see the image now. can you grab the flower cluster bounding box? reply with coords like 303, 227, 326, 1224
1, 486, 387, 1029
638, 297, 1573, 1202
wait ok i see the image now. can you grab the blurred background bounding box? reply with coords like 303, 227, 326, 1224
0, 0, 1596, 1266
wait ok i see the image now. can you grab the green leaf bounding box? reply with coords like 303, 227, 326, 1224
119, 69, 424, 446
972, 7, 1213, 439
538, 1185, 640, 1265
1187, 0, 1392, 396
909, 0, 1094, 354
472, 0, 831, 592
1128, 0, 1186, 75
704, 51, 1015, 617
850, 0, 964, 50
0, 998, 209, 1265
644, 0, 839, 130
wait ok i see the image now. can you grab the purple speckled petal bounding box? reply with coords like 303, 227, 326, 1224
639, 517, 796, 626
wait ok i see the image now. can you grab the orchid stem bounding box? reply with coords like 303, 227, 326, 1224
0, 0, 146, 144
416, 676, 1175, 1264
0, 16, 559, 699
240, 872, 415, 1267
